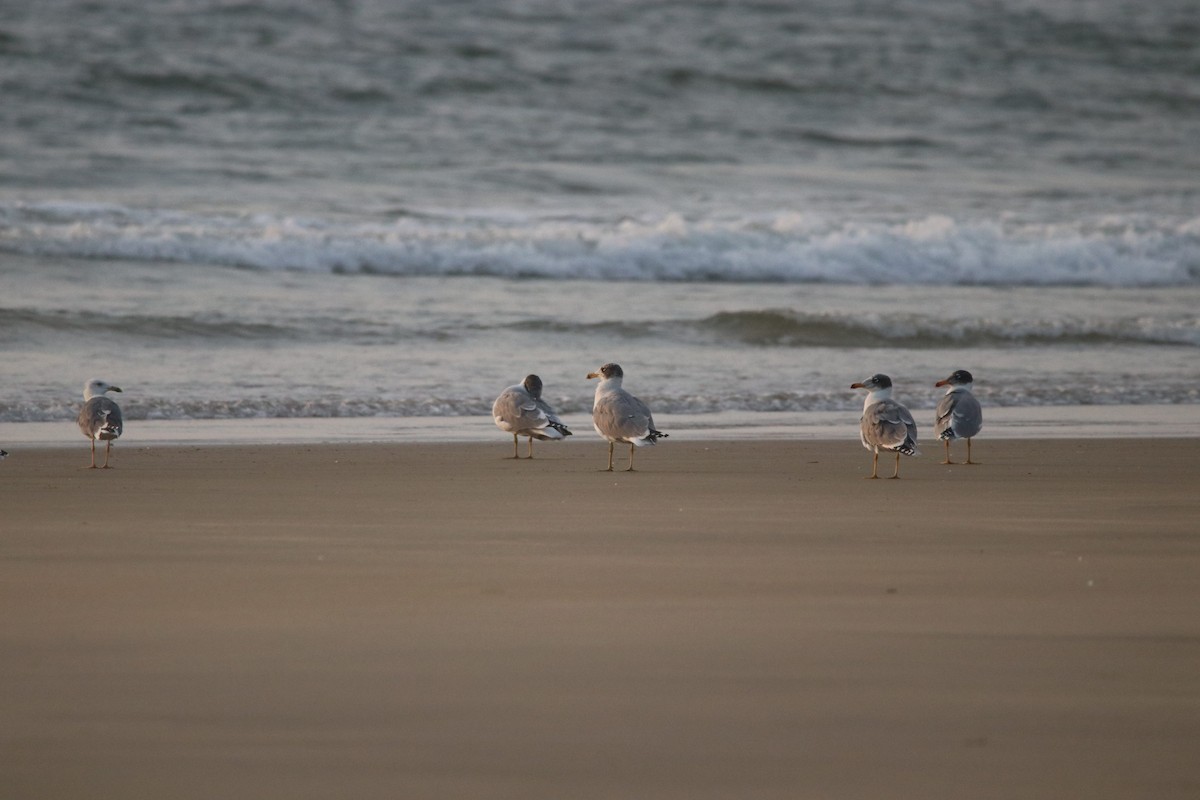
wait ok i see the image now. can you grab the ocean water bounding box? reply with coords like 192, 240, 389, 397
2, 0, 1198, 442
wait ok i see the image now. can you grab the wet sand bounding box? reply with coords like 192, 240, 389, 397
2, 438, 1198, 799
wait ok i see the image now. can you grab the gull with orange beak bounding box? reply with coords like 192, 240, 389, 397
586, 363, 668, 471
77, 378, 124, 469
934, 369, 982, 464
850, 373, 919, 479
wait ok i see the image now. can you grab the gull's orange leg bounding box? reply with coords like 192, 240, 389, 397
866, 449, 880, 479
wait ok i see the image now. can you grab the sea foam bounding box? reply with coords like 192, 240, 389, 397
3, 202, 1198, 287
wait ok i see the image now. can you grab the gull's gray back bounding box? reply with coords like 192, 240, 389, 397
593, 389, 653, 443
493, 385, 543, 432
935, 390, 982, 440
78, 396, 123, 440
861, 398, 917, 451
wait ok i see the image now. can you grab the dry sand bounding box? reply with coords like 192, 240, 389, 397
2, 437, 1198, 799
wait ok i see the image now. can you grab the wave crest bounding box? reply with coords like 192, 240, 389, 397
693, 310, 1200, 348
3, 203, 1199, 287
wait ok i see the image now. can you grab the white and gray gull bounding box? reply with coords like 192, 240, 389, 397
934, 369, 982, 465
77, 378, 124, 469
851, 373, 919, 479
586, 363, 668, 472
492, 374, 572, 459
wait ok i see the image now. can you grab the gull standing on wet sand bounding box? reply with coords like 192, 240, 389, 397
587, 363, 668, 471
851, 373, 919, 479
78, 378, 124, 469
934, 369, 983, 464
492, 374, 572, 458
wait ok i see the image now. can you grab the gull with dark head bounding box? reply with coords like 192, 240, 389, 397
492, 374, 572, 458
934, 369, 982, 464
586, 363, 668, 472
77, 378, 124, 469
851, 373, 919, 479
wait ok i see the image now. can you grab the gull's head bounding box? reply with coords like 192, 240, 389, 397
850, 373, 891, 393
935, 369, 974, 389
84, 378, 123, 400
521, 374, 544, 398
587, 363, 623, 381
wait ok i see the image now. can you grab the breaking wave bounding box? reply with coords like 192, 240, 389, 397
3, 202, 1199, 287
686, 310, 1200, 348
4, 306, 1195, 349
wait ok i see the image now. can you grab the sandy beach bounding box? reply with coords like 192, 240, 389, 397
2, 437, 1198, 799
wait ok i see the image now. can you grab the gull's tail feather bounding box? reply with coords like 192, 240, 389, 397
97, 413, 121, 440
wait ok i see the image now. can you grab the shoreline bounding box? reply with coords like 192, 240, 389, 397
3, 403, 1198, 449
3, 438, 1199, 799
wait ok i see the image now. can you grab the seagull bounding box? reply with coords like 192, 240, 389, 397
492, 374, 572, 458
77, 378, 124, 469
850, 373, 920, 479
934, 369, 982, 465
586, 363, 668, 472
